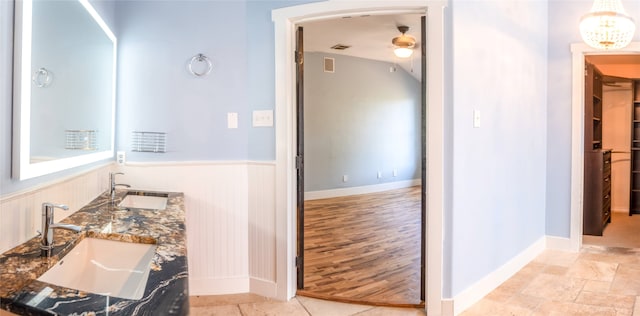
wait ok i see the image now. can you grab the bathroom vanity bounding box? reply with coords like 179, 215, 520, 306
0, 190, 188, 315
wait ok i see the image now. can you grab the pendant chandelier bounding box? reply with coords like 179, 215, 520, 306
579, 0, 636, 50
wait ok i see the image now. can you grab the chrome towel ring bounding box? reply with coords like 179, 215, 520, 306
188, 53, 212, 77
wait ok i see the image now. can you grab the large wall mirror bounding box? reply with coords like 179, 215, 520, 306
12, 0, 116, 180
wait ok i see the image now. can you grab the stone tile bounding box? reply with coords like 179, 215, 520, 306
579, 252, 640, 265
532, 301, 617, 316
459, 298, 532, 316
615, 308, 632, 316
190, 293, 272, 307
238, 298, 310, 316
190, 305, 242, 316
518, 261, 547, 276
574, 291, 635, 309
633, 296, 640, 315
521, 274, 586, 302
583, 280, 612, 293
296, 296, 373, 316
533, 250, 579, 267
507, 293, 545, 311
542, 265, 568, 276
356, 306, 427, 316
565, 259, 618, 282
610, 265, 640, 296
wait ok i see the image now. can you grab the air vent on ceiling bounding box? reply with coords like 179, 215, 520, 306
330, 44, 351, 50
324, 57, 335, 73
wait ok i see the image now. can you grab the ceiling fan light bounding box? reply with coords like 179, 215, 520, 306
394, 47, 414, 58
392, 27, 416, 59
579, 0, 636, 50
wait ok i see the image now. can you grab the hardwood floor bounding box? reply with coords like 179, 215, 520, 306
298, 186, 423, 307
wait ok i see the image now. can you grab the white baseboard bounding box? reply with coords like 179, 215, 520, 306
304, 179, 421, 201
189, 277, 249, 296
545, 235, 575, 251
451, 237, 546, 315
441, 299, 454, 316
250, 277, 277, 298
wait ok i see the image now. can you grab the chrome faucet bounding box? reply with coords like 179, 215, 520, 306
110, 172, 131, 198
40, 203, 82, 253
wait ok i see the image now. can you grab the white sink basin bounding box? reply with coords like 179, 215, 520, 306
37, 238, 156, 300
119, 195, 167, 210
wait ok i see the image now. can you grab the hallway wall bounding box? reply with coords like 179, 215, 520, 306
449, 0, 548, 299
603, 85, 633, 213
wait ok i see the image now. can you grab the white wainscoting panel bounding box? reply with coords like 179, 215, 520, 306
0, 164, 113, 253
120, 162, 274, 296
248, 162, 277, 296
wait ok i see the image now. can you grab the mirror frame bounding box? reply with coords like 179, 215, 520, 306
12, 0, 116, 180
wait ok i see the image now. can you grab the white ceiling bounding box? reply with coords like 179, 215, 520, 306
300, 14, 423, 81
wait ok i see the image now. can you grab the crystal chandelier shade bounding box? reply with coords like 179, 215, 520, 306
579, 0, 636, 50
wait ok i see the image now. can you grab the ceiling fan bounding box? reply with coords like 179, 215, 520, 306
392, 25, 416, 58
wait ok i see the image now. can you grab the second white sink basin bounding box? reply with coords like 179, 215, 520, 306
37, 238, 156, 300
119, 195, 167, 210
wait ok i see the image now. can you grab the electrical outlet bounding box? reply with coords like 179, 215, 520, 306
393, 169, 398, 177
377, 171, 382, 179
117, 151, 126, 165
343, 175, 348, 182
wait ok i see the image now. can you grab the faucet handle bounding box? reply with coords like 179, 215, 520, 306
42, 203, 69, 211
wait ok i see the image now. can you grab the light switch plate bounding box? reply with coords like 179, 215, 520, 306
473, 110, 481, 128
253, 110, 273, 127
228, 113, 238, 129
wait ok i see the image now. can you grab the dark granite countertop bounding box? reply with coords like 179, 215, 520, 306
0, 190, 188, 315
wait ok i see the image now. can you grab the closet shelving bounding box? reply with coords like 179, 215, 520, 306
630, 81, 640, 215
583, 63, 611, 236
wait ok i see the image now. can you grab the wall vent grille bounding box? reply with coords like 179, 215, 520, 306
330, 44, 350, 50
65, 130, 98, 150
324, 57, 335, 73
132, 131, 167, 153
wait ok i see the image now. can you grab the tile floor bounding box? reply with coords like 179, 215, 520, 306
191, 246, 640, 316
189, 294, 426, 315
461, 246, 640, 316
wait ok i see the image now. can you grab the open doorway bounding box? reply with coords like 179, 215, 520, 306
582, 54, 640, 248
295, 14, 425, 307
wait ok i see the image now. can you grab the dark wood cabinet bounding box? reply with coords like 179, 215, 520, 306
584, 150, 612, 235
583, 63, 611, 236
630, 81, 640, 215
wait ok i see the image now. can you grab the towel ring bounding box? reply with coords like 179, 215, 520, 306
188, 54, 212, 77
32, 67, 52, 87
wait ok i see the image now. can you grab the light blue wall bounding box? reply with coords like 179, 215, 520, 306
116, 0, 318, 162
115, 1, 249, 161
303, 52, 421, 191
545, 0, 640, 238
0, 0, 116, 196
448, 0, 548, 297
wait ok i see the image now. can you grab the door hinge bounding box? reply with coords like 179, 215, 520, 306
295, 256, 302, 268
296, 155, 303, 169
294, 51, 303, 64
